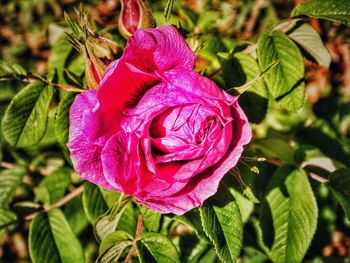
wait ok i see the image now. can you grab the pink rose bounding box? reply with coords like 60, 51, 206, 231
68, 26, 251, 214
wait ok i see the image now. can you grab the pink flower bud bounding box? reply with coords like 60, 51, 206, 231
118, 0, 155, 38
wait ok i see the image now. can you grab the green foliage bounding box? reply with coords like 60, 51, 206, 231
139, 232, 181, 263
97, 231, 133, 262
288, 23, 331, 68
164, 0, 175, 23
82, 182, 109, 223
29, 209, 84, 263
141, 205, 161, 232
54, 92, 76, 149
328, 168, 350, 220
0, 209, 17, 229
94, 196, 129, 242
2, 81, 54, 147
200, 184, 243, 263
0, 167, 25, 208
258, 30, 305, 112
260, 166, 318, 263
0, 167, 25, 230
34, 168, 71, 205
47, 34, 73, 82
0, 60, 27, 80
292, 0, 350, 26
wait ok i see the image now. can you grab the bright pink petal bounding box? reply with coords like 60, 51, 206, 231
124, 25, 195, 72
137, 119, 251, 215
68, 91, 114, 189
101, 131, 140, 194
134, 95, 251, 215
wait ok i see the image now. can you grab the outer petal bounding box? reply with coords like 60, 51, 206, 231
123, 25, 195, 72
68, 90, 114, 190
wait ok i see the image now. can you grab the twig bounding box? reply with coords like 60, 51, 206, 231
23, 77, 84, 93
242, 0, 267, 39
24, 185, 84, 221
208, 67, 222, 79
308, 172, 329, 184
0, 161, 17, 169
124, 214, 143, 263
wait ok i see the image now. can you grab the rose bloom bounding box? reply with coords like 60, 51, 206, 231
68, 26, 251, 214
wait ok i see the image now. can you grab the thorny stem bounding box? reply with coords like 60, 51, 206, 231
124, 214, 143, 263
24, 185, 84, 221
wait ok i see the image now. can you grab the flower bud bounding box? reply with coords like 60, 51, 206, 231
118, 0, 155, 38
85, 36, 123, 89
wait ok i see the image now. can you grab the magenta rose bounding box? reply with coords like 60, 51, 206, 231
68, 25, 251, 214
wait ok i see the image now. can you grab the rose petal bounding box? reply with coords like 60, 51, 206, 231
134, 97, 251, 215
101, 131, 139, 194
68, 90, 113, 189
124, 25, 195, 72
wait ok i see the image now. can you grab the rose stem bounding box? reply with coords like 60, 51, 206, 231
124, 214, 143, 263
24, 185, 84, 221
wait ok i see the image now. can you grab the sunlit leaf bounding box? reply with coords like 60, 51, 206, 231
2, 81, 54, 147
200, 184, 243, 263
292, 0, 350, 26
29, 209, 84, 263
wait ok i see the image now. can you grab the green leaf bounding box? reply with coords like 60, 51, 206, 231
179, 237, 211, 263
164, 0, 175, 23
262, 166, 318, 263
0, 209, 17, 229
220, 52, 268, 97
29, 209, 84, 263
0, 60, 27, 80
47, 34, 73, 82
288, 23, 331, 68
220, 52, 269, 123
229, 187, 255, 223
94, 196, 130, 243
230, 59, 279, 96
97, 231, 133, 263
2, 81, 54, 147
54, 92, 76, 149
258, 30, 304, 99
34, 168, 71, 205
175, 210, 209, 241
118, 202, 138, 235
139, 232, 181, 263
328, 168, 350, 220
199, 184, 243, 263
0, 167, 25, 208
291, 0, 350, 27
277, 81, 305, 113
141, 205, 161, 232
297, 127, 350, 166
64, 196, 89, 235
82, 182, 108, 223
253, 138, 295, 164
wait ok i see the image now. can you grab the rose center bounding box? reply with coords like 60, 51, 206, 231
149, 104, 223, 156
